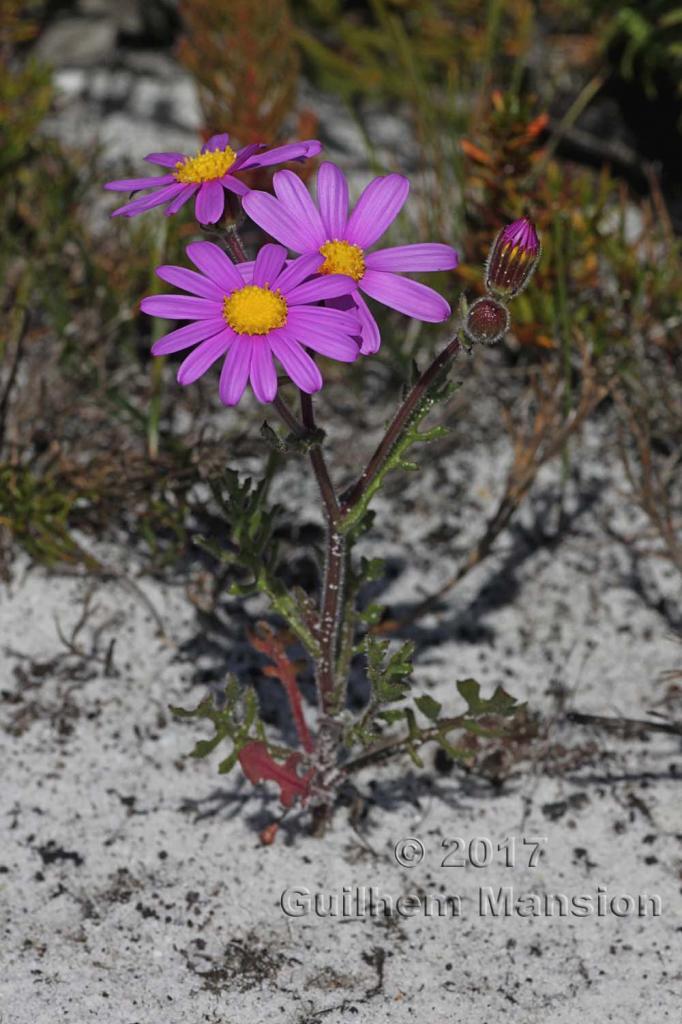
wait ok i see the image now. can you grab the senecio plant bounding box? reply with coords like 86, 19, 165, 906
106, 133, 541, 836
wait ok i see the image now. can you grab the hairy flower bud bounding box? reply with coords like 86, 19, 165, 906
485, 217, 540, 299
464, 296, 510, 345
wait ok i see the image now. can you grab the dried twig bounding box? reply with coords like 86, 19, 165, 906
567, 710, 682, 738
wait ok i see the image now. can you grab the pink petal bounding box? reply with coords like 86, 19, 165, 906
164, 183, 198, 216
241, 140, 322, 169
287, 311, 359, 363
152, 318, 227, 356
140, 295, 223, 320
365, 243, 459, 273
231, 143, 265, 171
145, 152, 186, 167
202, 133, 230, 152
186, 241, 243, 292
317, 162, 349, 239
252, 244, 288, 287
346, 174, 410, 248
219, 174, 249, 196
111, 183, 185, 218
275, 252, 326, 294
361, 270, 451, 322
286, 305, 361, 337
300, 333, 359, 363
104, 174, 175, 193
272, 170, 326, 246
195, 181, 225, 224
354, 292, 381, 354
155, 265, 225, 300
219, 336, 252, 406
286, 274, 357, 305
242, 190, 318, 252
177, 329, 234, 385
270, 331, 323, 393
250, 340, 278, 403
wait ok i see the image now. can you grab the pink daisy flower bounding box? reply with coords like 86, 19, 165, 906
104, 133, 321, 224
242, 162, 459, 354
140, 242, 361, 406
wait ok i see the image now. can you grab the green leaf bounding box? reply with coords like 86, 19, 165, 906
260, 420, 289, 452
415, 694, 442, 721
360, 556, 385, 582
456, 678, 522, 717
376, 708, 405, 724
435, 732, 472, 761
218, 751, 239, 774
190, 736, 224, 759
365, 636, 415, 702
359, 602, 384, 626
170, 680, 264, 769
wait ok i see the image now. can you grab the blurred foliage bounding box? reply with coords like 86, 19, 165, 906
0, 0, 52, 172
601, 1, 682, 109
1, 0, 680, 591
0, 9, 221, 574
177, 0, 305, 146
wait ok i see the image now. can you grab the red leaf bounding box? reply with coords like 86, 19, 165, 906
238, 741, 314, 808
249, 623, 314, 753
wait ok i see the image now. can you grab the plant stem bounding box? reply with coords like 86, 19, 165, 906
300, 391, 340, 522
342, 714, 468, 774
299, 391, 345, 715
146, 216, 169, 459
224, 224, 250, 264
272, 393, 304, 436
341, 335, 461, 514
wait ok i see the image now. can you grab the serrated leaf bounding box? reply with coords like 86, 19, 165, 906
260, 420, 289, 452
366, 636, 414, 703
457, 678, 521, 717
238, 741, 314, 808
171, 678, 264, 767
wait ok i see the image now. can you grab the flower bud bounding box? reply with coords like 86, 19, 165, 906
485, 217, 540, 299
464, 296, 510, 345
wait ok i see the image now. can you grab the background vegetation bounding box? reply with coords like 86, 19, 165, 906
1, 0, 680, 594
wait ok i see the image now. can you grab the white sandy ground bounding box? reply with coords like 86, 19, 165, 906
1, 413, 681, 1023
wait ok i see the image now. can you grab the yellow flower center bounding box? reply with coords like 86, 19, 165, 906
319, 239, 365, 281
223, 285, 288, 335
175, 145, 237, 184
